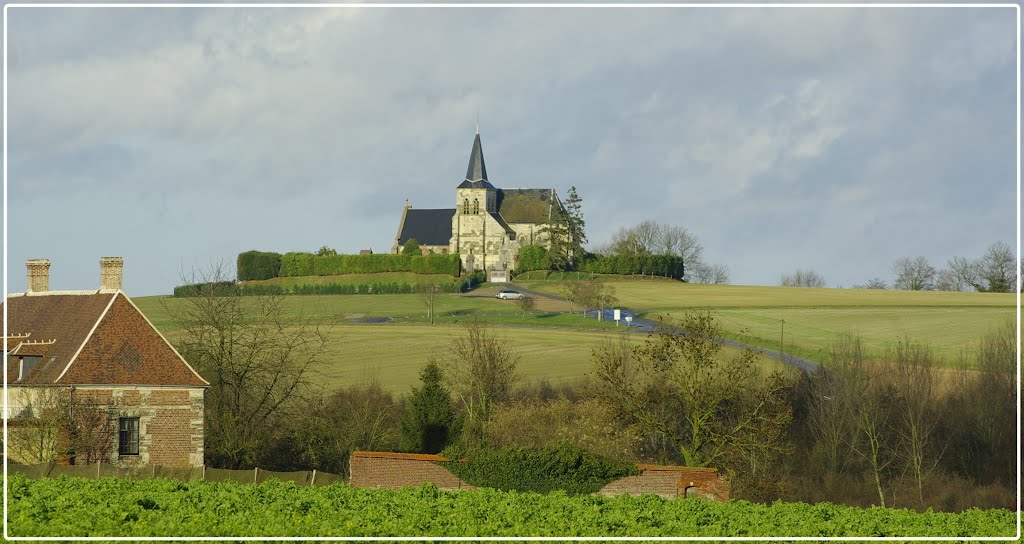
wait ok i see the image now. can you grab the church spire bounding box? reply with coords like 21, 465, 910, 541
464, 131, 488, 182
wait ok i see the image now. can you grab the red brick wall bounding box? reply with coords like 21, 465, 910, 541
349, 451, 475, 491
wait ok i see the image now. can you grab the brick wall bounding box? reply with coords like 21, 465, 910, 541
349, 451, 475, 491
80, 386, 205, 468
599, 464, 730, 502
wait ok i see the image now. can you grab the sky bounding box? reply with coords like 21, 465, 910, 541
3, 4, 1018, 296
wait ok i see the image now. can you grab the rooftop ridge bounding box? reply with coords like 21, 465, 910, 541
8, 289, 120, 297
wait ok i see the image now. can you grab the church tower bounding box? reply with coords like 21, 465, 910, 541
452, 129, 499, 271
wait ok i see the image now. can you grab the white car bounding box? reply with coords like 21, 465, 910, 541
495, 289, 525, 300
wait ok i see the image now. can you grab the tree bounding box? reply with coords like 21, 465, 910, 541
538, 187, 586, 272
402, 238, 422, 256
854, 278, 887, 289
593, 311, 793, 469
560, 281, 584, 315
563, 186, 587, 260
439, 322, 520, 444
418, 283, 442, 325
577, 281, 617, 321
517, 295, 536, 318
888, 338, 940, 507
316, 245, 338, 256
400, 363, 458, 454
655, 224, 704, 268
168, 266, 332, 468
973, 241, 1015, 292
6, 388, 72, 464
780, 269, 826, 288
891, 256, 936, 291
689, 262, 730, 285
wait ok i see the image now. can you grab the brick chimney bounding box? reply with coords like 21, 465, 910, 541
26, 259, 51, 293
100, 257, 124, 290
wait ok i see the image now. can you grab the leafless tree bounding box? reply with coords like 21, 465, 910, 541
167, 265, 332, 468
439, 322, 520, 443
780, 269, 826, 288
891, 256, 937, 291
888, 338, 941, 507
974, 241, 1016, 292
418, 282, 442, 325
655, 224, 704, 267
5, 388, 72, 464
854, 278, 887, 290
689, 262, 730, 285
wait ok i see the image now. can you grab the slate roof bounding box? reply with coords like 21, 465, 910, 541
3, 292, 207, 387
398, 208, 455, 246
496, 189, 563, 224
465, 132, 488, 182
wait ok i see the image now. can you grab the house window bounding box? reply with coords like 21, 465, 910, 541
118, 417, 140, 456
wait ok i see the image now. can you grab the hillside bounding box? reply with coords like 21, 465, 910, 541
520, 280, 1017, 367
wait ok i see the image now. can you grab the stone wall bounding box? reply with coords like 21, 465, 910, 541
598, 464, 730, 502
349, 451, 475, 491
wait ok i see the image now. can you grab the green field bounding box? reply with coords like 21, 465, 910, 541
7, 475, 1016, 538
522, 281, 1018, 366
135, 293, 788, 394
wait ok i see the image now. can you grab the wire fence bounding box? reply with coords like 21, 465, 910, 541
6, 462, 346, 487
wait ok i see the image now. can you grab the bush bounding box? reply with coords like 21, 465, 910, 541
578, 254, 684, 279
237, 251, 282, 281
517, 245, 551, 273
440, 443, 639, 495
277, 254, 462, 277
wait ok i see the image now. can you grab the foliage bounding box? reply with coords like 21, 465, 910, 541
780, 269, 826, 288
578, 254, 685, 278
8, 474, 1015, 537
402, 239, 422, 256
593, 312, 794, 469
441, 442, 639, 495
279, 253, 461, 277
517, 244, 551, 273
166, 267, 332, 469
516, 295, 536, 317
891, 256, 936, 291
236, 251, 283, 281
316, 245, 338, 257
535, 187, 585, 272
400, 363, 459, 454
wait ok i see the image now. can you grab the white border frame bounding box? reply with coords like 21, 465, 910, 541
0, 2, 1019, 540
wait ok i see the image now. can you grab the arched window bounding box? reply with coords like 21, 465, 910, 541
473, 199, 480, 214
463, 199, 470, 214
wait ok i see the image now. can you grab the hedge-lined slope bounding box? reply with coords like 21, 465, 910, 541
7, 475, 1016, 538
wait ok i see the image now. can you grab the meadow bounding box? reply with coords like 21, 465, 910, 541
521, 279, 1017, 366
6, 475, 1017, 538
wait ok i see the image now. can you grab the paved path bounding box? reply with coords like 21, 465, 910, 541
503, 283, 823, 374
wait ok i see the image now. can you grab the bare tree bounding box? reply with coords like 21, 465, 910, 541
780, 269, 826, 288
439, 322, 520, 443
576, 282, 618, 321
6, 388, 72, 464
891, 256, 937, 291
655, 224, 704, 267
418, 282, 442, 325
689, 262, 730, 285
593, 311, 793, 469
168, 265, 332, 468
854, 278, 887, 290
946, 256, 977, 291
974, 241, 1016, 292
934, 267, 966, 292
888, 338, 940, 507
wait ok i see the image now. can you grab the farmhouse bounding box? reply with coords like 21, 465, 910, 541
4, 257, 207, 468
392, 130, 567, 275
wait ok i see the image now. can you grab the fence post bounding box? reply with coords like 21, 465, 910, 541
254, 467, 259, 484
202, 465, 206, 481
96, 459, 101, 479
152, 464, 157, 479
310, 469, 317, 487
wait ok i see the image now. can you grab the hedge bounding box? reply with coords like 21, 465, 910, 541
277, 253, 461, 277
237, 251, 282, 281
578, 254, 684, 279
173, 275, 483, 297
441, 443, 639, 496
516, 245, 551, 273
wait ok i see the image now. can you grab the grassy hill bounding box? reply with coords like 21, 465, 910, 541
520, 280, 1016, 367
134, 288, 790, 394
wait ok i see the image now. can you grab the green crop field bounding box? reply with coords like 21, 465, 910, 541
521, 280, 1018, 367
6, 475, 1017, 538
134, 294, 789, 394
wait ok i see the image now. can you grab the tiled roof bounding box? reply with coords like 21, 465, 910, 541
496, 189, 562, 224
3, 292, 207, 387
398, 208, 455, 246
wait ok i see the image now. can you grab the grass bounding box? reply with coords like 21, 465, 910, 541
134, 294, 788, 394
522, 281, 1017, 367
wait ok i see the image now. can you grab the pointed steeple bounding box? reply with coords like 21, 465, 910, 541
464, 132, 488, 182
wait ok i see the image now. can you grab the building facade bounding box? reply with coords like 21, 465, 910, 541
392, 131, 565, 274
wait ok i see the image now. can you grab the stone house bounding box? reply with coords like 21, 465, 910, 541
4, 257, 207, 468
392, 130, 567, 275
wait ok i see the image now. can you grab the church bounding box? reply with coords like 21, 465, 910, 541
391, 131, 566, 277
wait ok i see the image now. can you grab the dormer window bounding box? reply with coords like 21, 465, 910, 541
17, 356, 41, 382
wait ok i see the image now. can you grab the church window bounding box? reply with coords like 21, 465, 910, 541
473, 199, 480, 214
463, 199, 469, 214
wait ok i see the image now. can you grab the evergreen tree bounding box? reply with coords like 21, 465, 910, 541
400, 362, 458, 453
540, 186, 586, 271
402, 238, 422, 256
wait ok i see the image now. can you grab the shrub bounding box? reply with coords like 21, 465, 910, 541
440, 442, 639, 495
517, 245, 551, 273
578, 254, 684, 279
281, 252, 315, 277
237, 251, 282, 281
